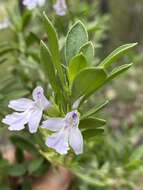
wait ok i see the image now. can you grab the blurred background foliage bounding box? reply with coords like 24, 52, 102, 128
0, 0, 143, 190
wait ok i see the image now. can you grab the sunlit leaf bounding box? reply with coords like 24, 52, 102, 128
125, 160, 143, 172
65, 21, 88, 63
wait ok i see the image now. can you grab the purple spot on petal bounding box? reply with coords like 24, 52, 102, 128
72, 112, 77, 119
37, 91, 42, 98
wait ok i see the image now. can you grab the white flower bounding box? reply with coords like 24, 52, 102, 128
23, 0, 45, 10
2, 86, 51, 133
42, 110, 83, 155
53, 0, 67, 16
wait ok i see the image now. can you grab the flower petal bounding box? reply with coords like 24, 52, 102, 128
8, 98, 33, 111
8, 124, 25, 131
41, 118, 65, 131
46, 129, 69, 155
32, 86, 44, 101
69, 127, 83, 155
65, 110, 79, 127
23, 0, 37, 10
53, 0, 67, 16
28, 108, 42, 133
2, 112, 28, 131
32, 86, 51, 110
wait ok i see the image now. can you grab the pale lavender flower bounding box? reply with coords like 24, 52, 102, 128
2, 86, 51, 133
42, 110, 83, 155
23, 0, 45, 10
53, 0, 67, 16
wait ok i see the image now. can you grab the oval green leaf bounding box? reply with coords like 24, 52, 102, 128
68, 53, 87, 82
71, 68, 107, 101
65, 21, 88, 64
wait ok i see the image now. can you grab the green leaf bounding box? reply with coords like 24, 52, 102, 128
3, 89, 29, 101
40, 41, 57, 93
43, 12, 60, 63
82, 128, 104, 139
15, 147, 24, 163
0, 159, 9, 169
0, 47, 18, 56
79, 41, 94, 64
74, 171, 106, 187
77, 64, 132, 106
43, 13, 64, 84
107, 63, 133, 81
26, 32, 40, 46
125, 160, 143, 172
68, 53, 87, 82
28, 158, 44, 173
71, 68, 107, 101
22, 11, 32, 31
79, 117, 106, 129
8, 164, 26, 177
65, 21, 88, 64
0, 185, 11, 190
22, 179, 32, 190
130, 146, 143, 161
0, 58, 7, 64
81, 100, 109, 119
10, 135, 39, 156
100, 43, 137, 69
